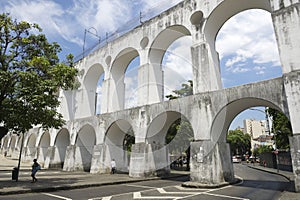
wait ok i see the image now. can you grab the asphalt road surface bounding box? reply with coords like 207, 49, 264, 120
0, 164, 290, 200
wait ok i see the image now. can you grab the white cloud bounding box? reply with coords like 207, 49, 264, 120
2, 0, 64, 35
253, 66, 266, 75
163, 37, 193, 95
2, 0, 133, 47
216, 9, 281, 73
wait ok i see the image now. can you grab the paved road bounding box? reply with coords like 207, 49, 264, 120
0, 164, 290, 200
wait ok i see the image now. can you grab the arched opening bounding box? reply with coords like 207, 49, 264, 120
211, 98, 293, 180
104, 120, 134, 173
149, 25, 192, 102
53, 129, 70, 168
27, 134, 37, 160
39, 131, 50, 164
17, 134, 23, 151
110, 48, 140, 111
3, 136, 9, 151
83, 63, 105, 116
147, 111, 194, 175
124, 57, 139, 109
9, 135, 17, 158
95, 73, 104, 114
2, 136, 9, 156
162, 36, 193, 99
75, 124, 96, 172
10, 136, 17, 151
213, 7, 282, 88
229, 106, 292, 171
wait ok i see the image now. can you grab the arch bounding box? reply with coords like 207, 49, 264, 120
148, 25, 191, 103
110, 48, 140, 111
83, 63, 105, 115
39, 131, 50, 163
204, 0, 272, 63
211, 97, 283, 145
53, 128, 70, 168
17, 134, 23, 150
75, 124, 96, 172
146, 111, 194, 174
149, 25, 191, 65
26, 133, 37, 160
3, 136, 9, 150
9, 136, 17, 149
215, 8, 282, 88
104, 119, 134, 173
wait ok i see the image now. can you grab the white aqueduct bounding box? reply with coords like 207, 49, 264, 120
1, 0, 300, 191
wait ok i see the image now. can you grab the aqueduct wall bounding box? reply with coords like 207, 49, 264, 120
1, 0, 300, 191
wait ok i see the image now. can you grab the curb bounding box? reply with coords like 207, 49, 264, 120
247, 165, 293, 181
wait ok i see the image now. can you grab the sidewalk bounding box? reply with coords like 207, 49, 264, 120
246, 163, 300, 200
0, 155, 187, 195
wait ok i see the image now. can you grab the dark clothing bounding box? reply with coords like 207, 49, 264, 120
31, 161, 40, 183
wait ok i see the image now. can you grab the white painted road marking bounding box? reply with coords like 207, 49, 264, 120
43, 193, 72, 200
133, 192, 178, 199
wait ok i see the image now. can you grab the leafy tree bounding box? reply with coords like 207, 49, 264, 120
253, 145, 273, 155
123, 128, 135, 152
267, 108, 292, 149
166, 80, 193, 100
227, 130, 251, 156
0, 13, 77, 134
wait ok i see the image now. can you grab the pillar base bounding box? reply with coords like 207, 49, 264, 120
189, 141, 234, 185
63, 145, 76, 171
289, 135, 300, 192
90, 144, 105, 174
129, 143, 157, 177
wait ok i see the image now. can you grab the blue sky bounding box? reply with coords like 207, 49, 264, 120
0, 0, 282, 130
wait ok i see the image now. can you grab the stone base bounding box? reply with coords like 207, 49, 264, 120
182, 178, 241, 189
289, 134, 300, 192
189, 141, 234, 185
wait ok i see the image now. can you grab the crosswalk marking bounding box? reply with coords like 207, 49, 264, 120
43, 193, 72, 200
133, 192, 179, 199
203, 192, 250, 200
125, 184, 156, 189
157, 188, 199, 195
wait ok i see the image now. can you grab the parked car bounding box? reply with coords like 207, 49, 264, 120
232, 155, 242, 163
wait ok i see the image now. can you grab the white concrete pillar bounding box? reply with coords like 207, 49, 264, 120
289, 135, 300, 192
284, 71, 300, 192
191, 40, 222, 94
137, 63, 163, 106
188, 141, 234, 186
129, 143, 156, 177
90, 144, 107, 174
271, 1, 300, 73
63, 145, 76, 171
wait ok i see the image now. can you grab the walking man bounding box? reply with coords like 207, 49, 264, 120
31, 159, 41, 183
111, 159, 116, 174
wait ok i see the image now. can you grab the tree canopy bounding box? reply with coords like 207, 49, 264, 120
0, 13, 77, 134
227, 130, 251, 156
267, 108, 292, 149
165, 80, 193, 100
